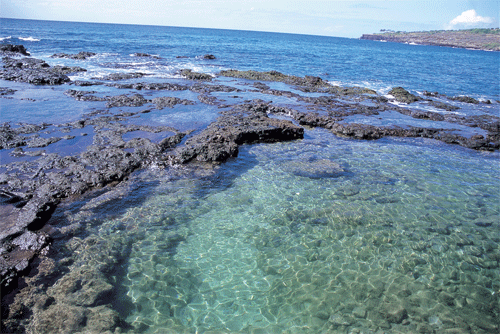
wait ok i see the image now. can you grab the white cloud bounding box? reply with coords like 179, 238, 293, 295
448, 9, 494, 28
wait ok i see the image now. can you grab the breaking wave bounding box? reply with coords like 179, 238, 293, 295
19, 36, 41, 42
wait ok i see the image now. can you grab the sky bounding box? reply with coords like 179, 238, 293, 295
1, 0, 499, 38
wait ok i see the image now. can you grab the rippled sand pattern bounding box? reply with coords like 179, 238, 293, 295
100, 131, 499, 333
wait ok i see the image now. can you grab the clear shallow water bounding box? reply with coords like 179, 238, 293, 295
59, 129, 499, 333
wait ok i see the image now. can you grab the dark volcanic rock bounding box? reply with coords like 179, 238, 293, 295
95, 72, 148, 81
253, 82, 270, 90
275, 106, 499, 151
428, 100, 460, 111
0, 69, 70, 85
450, 95, 480, 104
409, 110, 445, 121
64, 89, 107, 102
388, 87, 421, 104
198, 94, 219, 105
152, 96, 195, 109
203, 54, 216, 59
109, 82, 188, 91
0, 57, 71, 85
190, 83, 240, 94
0, 44, 30, 56
51, 51, 97, 60
106, 94, 150, 108
171, 103, 303, 163
219, 69, 331, 89
26, 136, 62, 148
50, 65, 87, 75
180, 69, 213, 81
220, 69, 376, 96
261, 89, 301, 99
133, 52, 160, 59
65, 90, 195, 108
72, 80, 104, 87
2, 57, 50, 69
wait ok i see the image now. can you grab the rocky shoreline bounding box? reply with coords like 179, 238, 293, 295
1, 44, 499, 333
360, 29, 500, 51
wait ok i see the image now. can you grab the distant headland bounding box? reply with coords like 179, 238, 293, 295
360, 28, 500, 51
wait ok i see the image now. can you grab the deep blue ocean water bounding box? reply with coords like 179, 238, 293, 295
1, 18, 500, 333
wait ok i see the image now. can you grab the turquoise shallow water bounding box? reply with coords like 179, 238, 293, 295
64, 129, 500, 333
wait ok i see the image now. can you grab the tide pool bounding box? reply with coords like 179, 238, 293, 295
53, 129, 499, 333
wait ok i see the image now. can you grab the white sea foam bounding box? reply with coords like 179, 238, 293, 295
328, 80, 343, 86
327, 79, 394, 96
0, 36, 12, 41
19, 36, 41, 42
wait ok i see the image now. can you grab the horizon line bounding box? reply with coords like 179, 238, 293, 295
1, 16, 359, 40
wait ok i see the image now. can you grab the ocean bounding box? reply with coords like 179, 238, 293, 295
1, 18, 499, 333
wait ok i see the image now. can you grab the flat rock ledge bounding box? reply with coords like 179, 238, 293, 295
360, 29, 500, 51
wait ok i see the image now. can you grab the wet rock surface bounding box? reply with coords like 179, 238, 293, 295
0, 56, 73, 85
1, 45, 500, 333
388, 87, 421, 104
94, 72, 149, 81
51, 51, 97, 60
170, 102, 304, 164
0, 44, 30, 56
180, 69, 213, 81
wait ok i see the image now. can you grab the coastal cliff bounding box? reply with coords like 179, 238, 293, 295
360, 28, 500, 51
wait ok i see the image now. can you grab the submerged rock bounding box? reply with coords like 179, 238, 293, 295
282, 159, 345, 179
382, 303, 408, 324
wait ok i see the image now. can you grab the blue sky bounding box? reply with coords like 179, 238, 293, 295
2, 0, 499, 38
